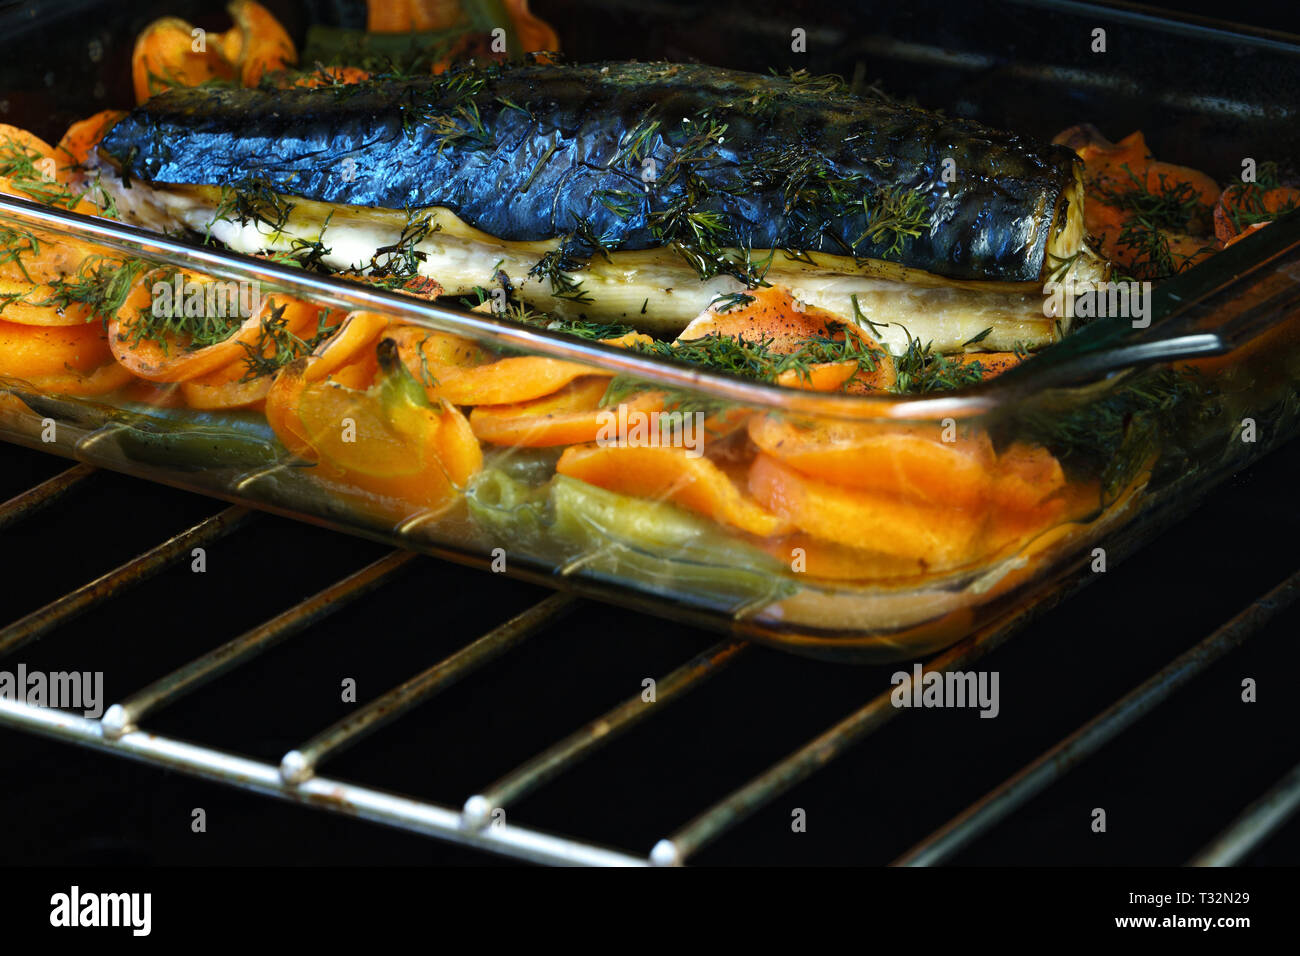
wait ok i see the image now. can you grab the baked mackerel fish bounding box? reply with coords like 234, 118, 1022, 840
95, 60, 1105, 353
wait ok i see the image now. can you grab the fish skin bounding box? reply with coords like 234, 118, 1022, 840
98, 61, 1081, 283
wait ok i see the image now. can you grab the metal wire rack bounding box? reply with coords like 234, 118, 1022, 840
1, 459, 1298, 867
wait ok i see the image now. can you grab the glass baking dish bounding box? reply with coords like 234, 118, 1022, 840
1, 0, 1298, 661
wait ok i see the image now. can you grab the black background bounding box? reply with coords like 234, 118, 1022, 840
0, 0, 1297, 870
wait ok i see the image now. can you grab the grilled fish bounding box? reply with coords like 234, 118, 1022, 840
95, 61, 1104, 351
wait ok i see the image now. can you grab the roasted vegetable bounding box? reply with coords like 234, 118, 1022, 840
131, 1, 296, 103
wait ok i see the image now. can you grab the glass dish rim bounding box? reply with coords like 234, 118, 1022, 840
1, 188, 1293, 424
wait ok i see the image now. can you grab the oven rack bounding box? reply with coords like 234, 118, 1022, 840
1, 461, 1297, 867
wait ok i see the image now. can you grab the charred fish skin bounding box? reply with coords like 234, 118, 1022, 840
98, 61, 1081, 284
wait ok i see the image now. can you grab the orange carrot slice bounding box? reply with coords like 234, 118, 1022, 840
57, 110, 126, 168
470, 379, 668, 447
505, 0, 561, 53
302, 310, 391, 383
0, 124, 74, 185
748, 453, 984, 567
23, 361, 134, 397
747, 416, 997, 511
110, 274, 320, 382
227, 0, 297, 87
952, 352, 1025, 380
678, 285, 895, 391
179, 361, 272, 410
558, 443, 794, 538
774, 361, 857, 392
0, 318, 114, 380
132, 16, 237, 103
387, 324, 610, 406
759, 534, 927, 580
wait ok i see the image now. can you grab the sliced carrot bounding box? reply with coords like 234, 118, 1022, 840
226, 0, 297, 87
179, 361, 271, 410
268, 352, 481, 508
1054, 126, 1151, 181
428, 397, 483, 487
1223, 221, 1271, 248
289, 65, 371, 88
302, 310, 391, 383
505, 0, 561, 53
1141, 161, 1221, 209
110, 275, 321, 382
599, 331, 655, 349
774, 361, 857, 392
132, 16, 237, 103
132, 3, 294, 102
1214, 185, 1300, 243
747, 452, 984, 568
0, 223, 116, 327
558, 443, 794, 538
327, 350, 381, 390
0, 319, 114, 380
298, 380, 477, 502
265, 359, 314, 459
386, 324, 491, 370
470, 379, 667, 447
57, 110, 126, 168
1059, 124, 1224, 277
990, 442, 1066, 511
952, 352, 1025, 380
0, 291, 96, 328
759, 534, 927, 580
0, 124, 74, 185
430, 356, 614, 405
387, 324, 609, 406
678, 285, 844, 351
747, 416, 997, 511
24, 361, 134, 397
0, 217, 104, 286
678, 285, 895, 391
366, 0, 414, 31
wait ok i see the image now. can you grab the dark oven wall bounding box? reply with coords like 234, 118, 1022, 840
531, 0, 1300, 182
1, 1, 1298, 182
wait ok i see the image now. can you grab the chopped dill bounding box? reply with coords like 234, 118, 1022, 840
892, 329, 985, 393
1224, 162, 1299, 233
852, 185, 929, 259
240, 303, 343, 379
208, 178, 296, 242
367, 211, 437, 278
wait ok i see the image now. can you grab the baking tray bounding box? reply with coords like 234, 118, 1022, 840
0, 0, 1297, 661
